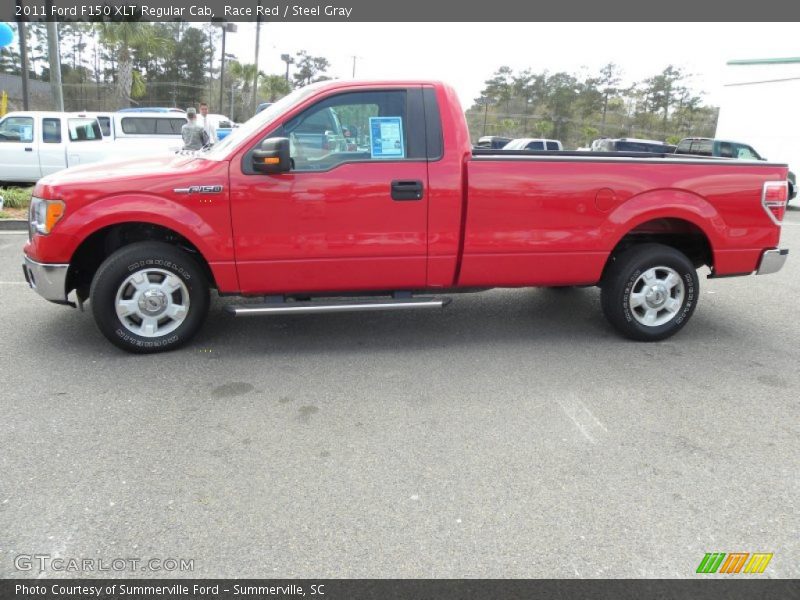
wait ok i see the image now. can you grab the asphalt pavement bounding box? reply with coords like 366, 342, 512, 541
0, 211, 798, 579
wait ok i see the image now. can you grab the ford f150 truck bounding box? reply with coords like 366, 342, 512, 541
22, 80, 790, 353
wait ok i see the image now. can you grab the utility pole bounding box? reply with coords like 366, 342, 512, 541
351, 55, 361, 78
281, 53, 294, 83
218, 25, 226, 112
251, 5, 261, 114
216, 22, 237, 113
18, 20, 29, 110
45, 1, 64, 111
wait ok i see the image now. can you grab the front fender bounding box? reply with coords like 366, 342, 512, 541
26, 192, 234, 270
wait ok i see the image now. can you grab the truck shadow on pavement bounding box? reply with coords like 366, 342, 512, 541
40, 286, 741, 357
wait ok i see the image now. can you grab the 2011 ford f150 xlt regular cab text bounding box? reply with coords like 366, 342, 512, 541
23, 80, 790, 353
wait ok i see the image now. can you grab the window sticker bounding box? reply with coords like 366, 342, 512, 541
20, 125, 33, 142
369, 116, 405, 159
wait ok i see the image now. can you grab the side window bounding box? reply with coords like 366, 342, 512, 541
719, 142, 734, 158
691, 140, 712, 156
156, 118, 186, 134
276, 90, 410, 172
527, 141, 545, 150
121, 117, 185, 135
121, 117, 151, 134
67, 118, 102, 142
0, 116, 34, 143
42, 118, 62, 143
736, 145, 758, 159
96, 117, 111, 137
545, 141, 559, 150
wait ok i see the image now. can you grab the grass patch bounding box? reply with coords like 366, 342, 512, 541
0, 186, 34, 209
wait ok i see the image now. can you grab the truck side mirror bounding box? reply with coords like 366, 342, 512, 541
252, 138, 291, 174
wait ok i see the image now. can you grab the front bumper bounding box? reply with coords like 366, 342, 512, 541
756, 248, 788, 275
22, 255, 70, 303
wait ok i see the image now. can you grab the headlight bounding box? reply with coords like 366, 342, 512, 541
29, 197, 65, 237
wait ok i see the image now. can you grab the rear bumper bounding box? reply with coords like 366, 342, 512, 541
756, 248, 788, 275
22, 255, 70, 303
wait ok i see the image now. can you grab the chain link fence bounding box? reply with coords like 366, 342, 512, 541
1, 74, 257, 118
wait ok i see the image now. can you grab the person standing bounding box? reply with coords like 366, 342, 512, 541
181, 107, 209, 151
198, 102, 218, 144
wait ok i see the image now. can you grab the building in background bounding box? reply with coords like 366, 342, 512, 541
716, 57, 800, 179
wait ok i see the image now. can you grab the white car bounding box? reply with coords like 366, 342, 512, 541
502, 138, 563, 151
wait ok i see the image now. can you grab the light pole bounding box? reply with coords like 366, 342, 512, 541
477, 96, 496, 137
225, 53, 237, 119
251, 4, 262, 114
216, 22, 237, 114
281, 53, 294, 83
351, 55, 362, 78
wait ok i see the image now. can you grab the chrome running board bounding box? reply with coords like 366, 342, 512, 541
226, 297, 450, 316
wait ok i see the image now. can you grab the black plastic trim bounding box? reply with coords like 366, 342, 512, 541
422, 87, 444, 161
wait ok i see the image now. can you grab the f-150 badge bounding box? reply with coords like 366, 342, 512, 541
173, 185, 223, 194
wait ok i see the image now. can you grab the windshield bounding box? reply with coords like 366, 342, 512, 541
203, 83, 327, 160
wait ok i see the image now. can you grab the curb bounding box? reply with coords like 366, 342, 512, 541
0, 219, 28, 231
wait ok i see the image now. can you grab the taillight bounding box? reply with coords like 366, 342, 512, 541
762, 181, 788, 225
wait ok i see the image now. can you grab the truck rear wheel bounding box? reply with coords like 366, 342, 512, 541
601, 243, 698, 341
90, 242, 209, 353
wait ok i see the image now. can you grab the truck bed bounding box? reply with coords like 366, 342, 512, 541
460, 154, 787, 286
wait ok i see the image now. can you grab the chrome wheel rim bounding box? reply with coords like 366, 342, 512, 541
115, 268, 190, 337
629, 266, 684, 327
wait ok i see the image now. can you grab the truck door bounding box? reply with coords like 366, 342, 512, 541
230, 87, 430, 294
38, 116, 68, 176
0, 114, 42, 182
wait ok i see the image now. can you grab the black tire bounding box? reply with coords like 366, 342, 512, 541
90, 241, 209, 353
601, 243, 698, 341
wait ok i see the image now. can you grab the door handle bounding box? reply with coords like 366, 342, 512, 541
24, 147, 33, 152
391, 179, 423, 201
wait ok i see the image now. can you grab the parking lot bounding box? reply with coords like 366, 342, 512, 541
0, 209, 798, 579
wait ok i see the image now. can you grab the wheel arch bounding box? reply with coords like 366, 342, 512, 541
602, 189, 723, 278
67, 221, 218, 302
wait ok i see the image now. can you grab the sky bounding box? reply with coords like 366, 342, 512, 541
223, 22, 800, 109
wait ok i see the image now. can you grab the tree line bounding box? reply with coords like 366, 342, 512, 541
0, 22, 334, 120
467, 64, 718, 148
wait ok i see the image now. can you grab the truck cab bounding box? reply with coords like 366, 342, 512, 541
675, 137, 762, 159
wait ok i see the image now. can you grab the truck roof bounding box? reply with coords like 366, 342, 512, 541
296, 79, 448, 93
2, 111, 97, 119
679, 137, 755, 145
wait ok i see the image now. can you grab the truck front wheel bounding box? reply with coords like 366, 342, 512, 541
90, 242, 210, 353
601, 243, 698, 341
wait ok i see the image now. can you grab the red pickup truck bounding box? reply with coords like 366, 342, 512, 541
23, 80, 790, 353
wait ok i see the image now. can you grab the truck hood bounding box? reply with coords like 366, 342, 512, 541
34, 154, 221, 198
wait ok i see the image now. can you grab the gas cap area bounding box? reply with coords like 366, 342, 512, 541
594, 187, 618, 212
